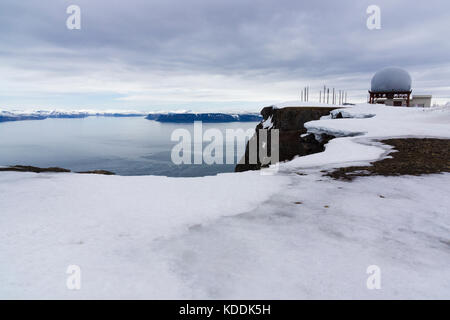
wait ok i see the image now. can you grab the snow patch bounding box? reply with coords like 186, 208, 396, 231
262, 115, 273, 129
284, 103, 450, 170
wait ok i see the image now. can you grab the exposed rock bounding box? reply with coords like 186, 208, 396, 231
326, 138, 450, 180
0, 165, 115, 175
235, 106, 338, 172
0, 165, 70, 173
77, 170, 116, 175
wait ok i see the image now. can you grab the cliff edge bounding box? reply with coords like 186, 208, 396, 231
235, 106, 338, 172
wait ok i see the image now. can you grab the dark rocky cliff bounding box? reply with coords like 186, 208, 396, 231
235, 106, 338, 172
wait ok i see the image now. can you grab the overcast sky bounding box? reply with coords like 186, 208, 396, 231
0, 0, 449, 111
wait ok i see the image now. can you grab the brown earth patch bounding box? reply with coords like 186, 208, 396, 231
0, 165, 71, 173
326, 138, 450, 181
76, 170, 115, 175
0, 165, 115, 175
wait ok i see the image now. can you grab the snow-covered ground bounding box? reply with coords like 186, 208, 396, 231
0, 103, 449, 299
284, 103, 450, 170
0, 171, 289, 299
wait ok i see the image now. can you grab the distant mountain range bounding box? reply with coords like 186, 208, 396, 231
146, 113, 262, 123
0, 110, 262, 123
0, 110, 146, 122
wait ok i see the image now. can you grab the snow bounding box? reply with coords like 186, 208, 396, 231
310, 104, 450, 139
0, 103, 449, 299
0, 109, 148, 122
0, 171, 289, 299
283, 103, 450, 170
262, 115, 273, 129
284, 138, 389, 170
0, 109, 148, 117
0, 109, 262, 123
0, 170, 448, 299
161, 172, 450, 299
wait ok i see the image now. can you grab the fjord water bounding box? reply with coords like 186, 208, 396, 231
0, 117, 257, 177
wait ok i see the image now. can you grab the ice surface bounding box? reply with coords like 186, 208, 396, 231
0, 103, 449, 299
159, 172, 450, 299
0, 171, 289, 299
0, 170, 448, 299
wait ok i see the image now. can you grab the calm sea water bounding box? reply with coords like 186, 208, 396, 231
0, 117, 257, 177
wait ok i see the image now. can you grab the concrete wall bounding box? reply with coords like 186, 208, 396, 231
385, 99, 408, 106
382, 95, 432, 107
411, 95, 432, 108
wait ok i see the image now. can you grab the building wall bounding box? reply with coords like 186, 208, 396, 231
411, 96, 432, 108
382, 96, 432, 107
385, 99, 408, 107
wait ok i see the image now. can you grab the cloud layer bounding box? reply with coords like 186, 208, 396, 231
0, 0, 449, 110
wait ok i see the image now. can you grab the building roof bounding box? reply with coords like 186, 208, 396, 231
370, 67, 412, 93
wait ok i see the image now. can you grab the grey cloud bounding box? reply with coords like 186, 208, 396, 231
0, 0, 449, 108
